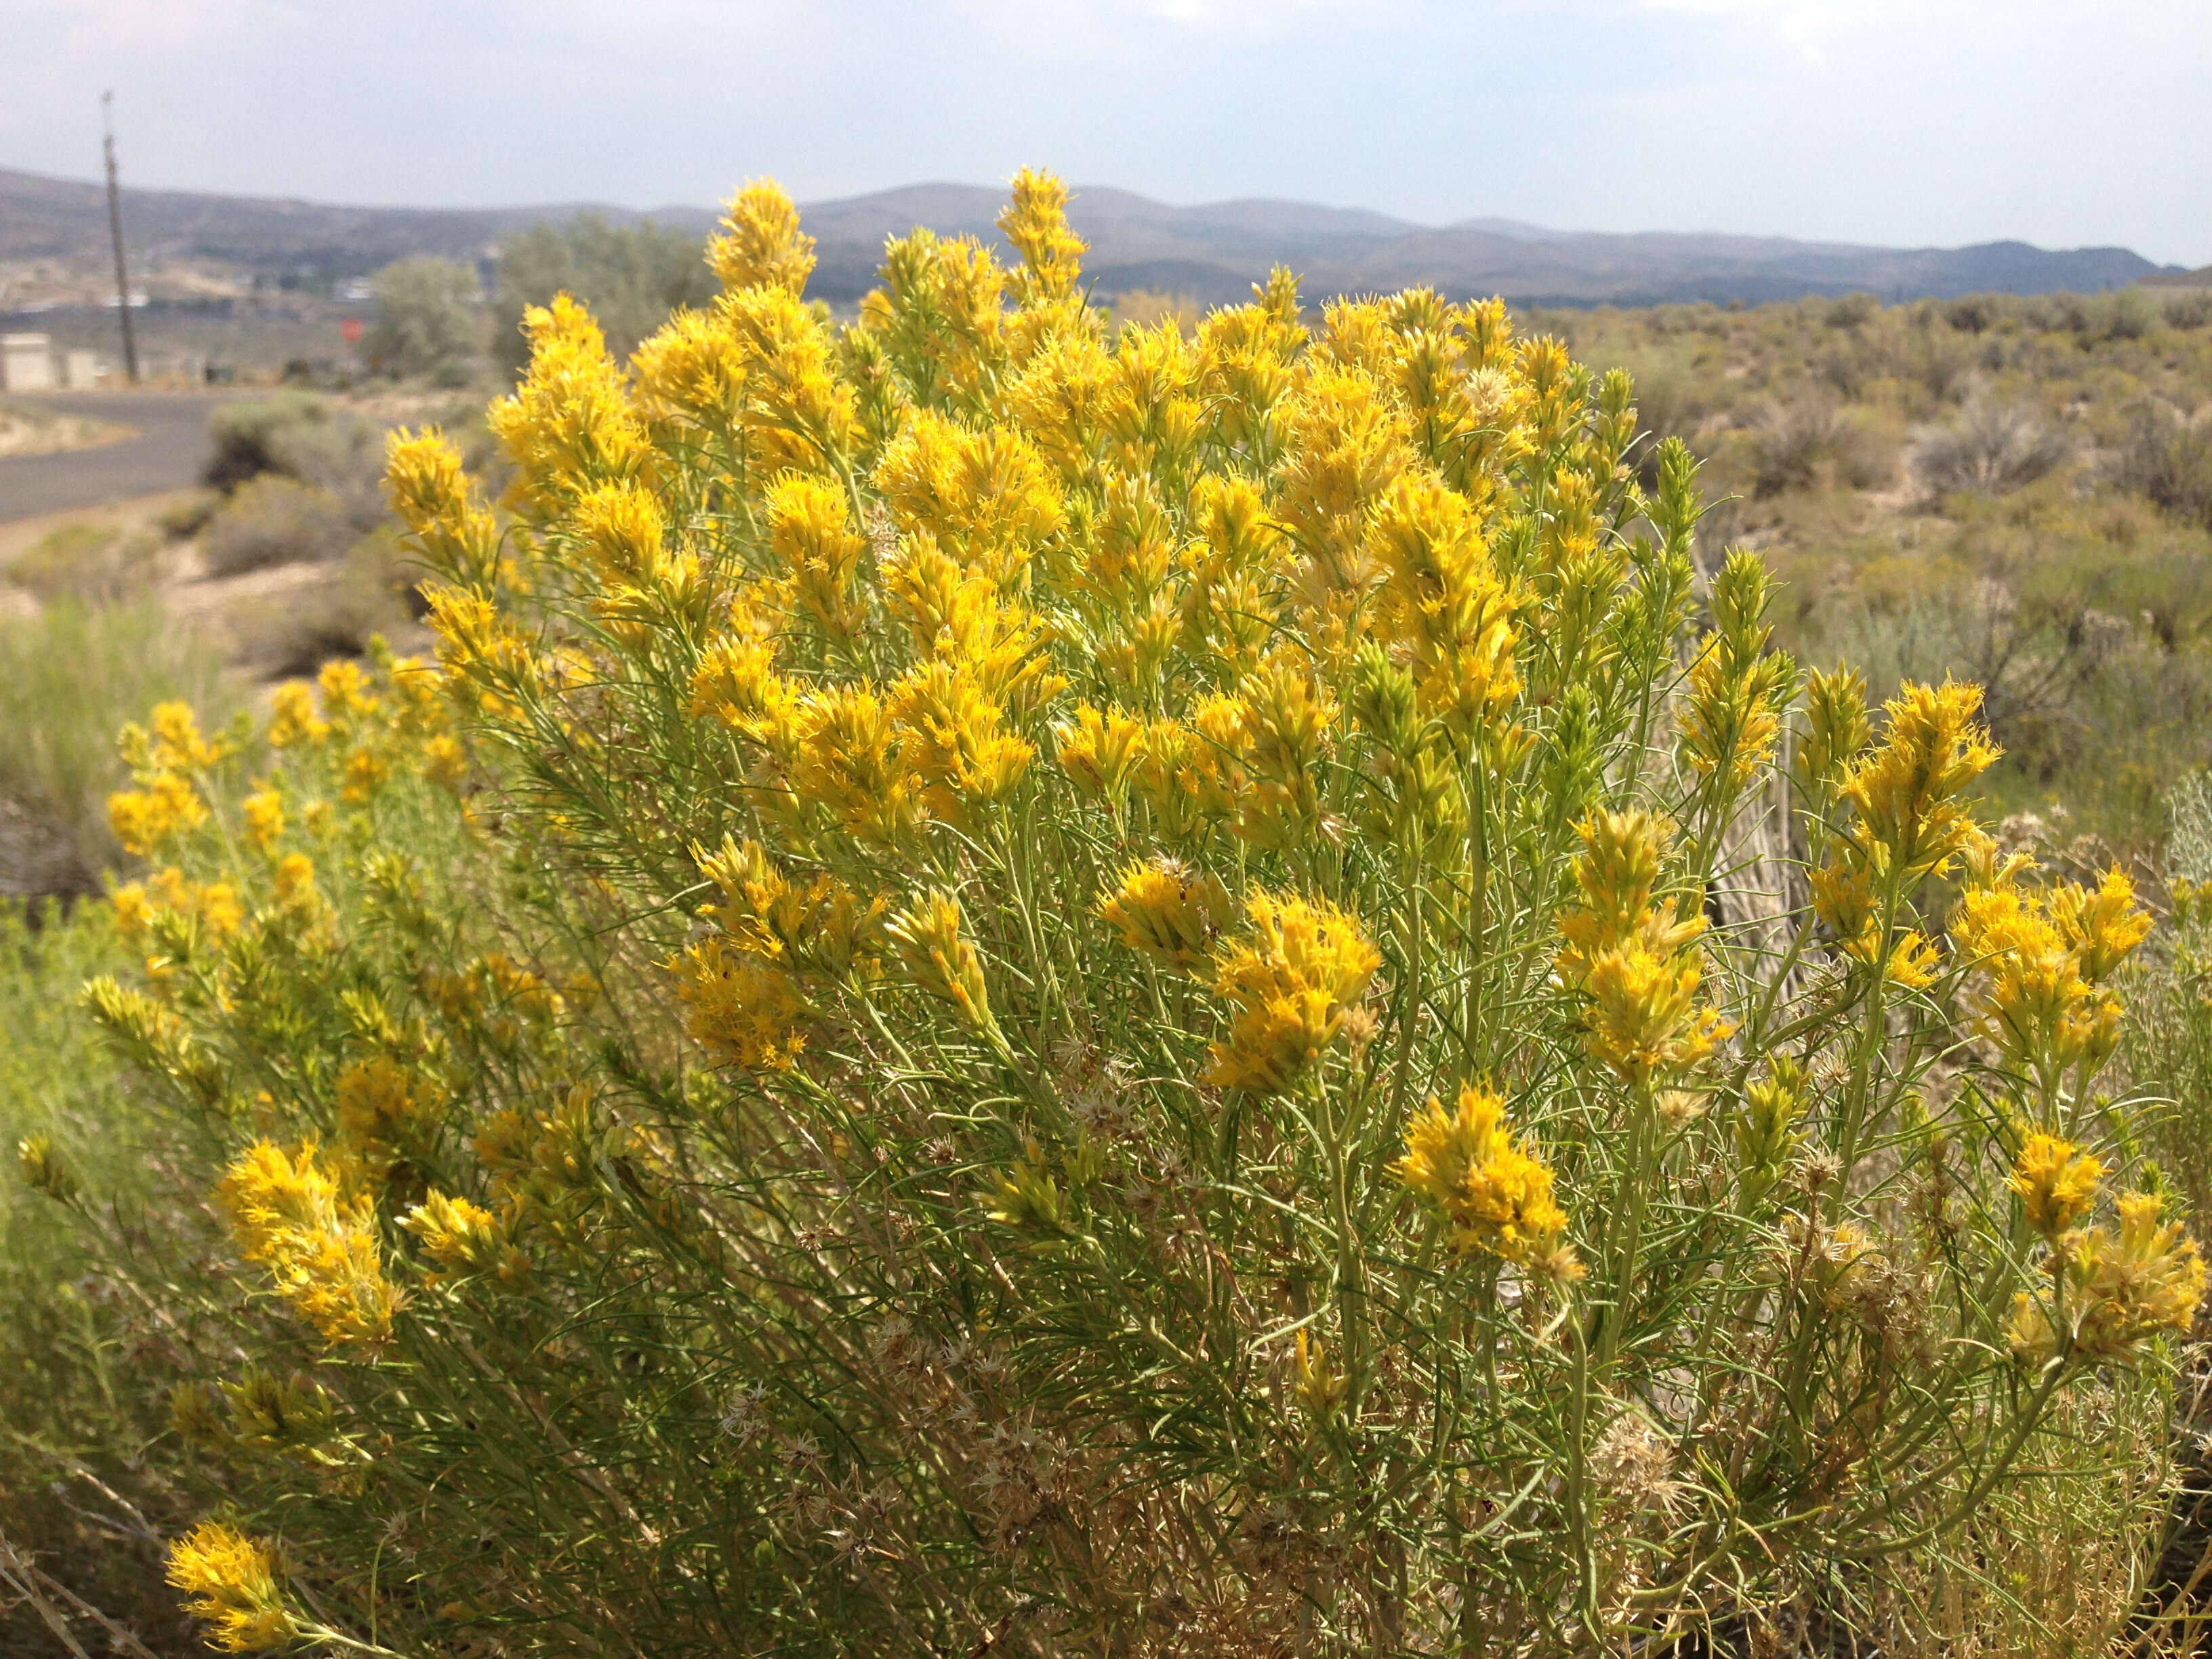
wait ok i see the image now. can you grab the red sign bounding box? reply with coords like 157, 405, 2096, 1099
341, 317, 364, 346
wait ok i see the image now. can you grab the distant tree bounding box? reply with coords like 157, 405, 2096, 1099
493, 216, 719, 377
361, 257, 482, 386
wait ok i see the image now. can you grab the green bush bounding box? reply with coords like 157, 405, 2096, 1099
362, 256, 483, 387
30, 173, 2201, 1658
493, 213, 719, 377
0, 602, 229, 898
201, 476, 359, 576
6, 522, 165, 605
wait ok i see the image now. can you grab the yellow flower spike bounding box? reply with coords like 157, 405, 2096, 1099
241, 788, 285, 853
316, 659, 378, 726
890, 659, 1035, 823
876, 409, 1064, 586
1393, 1084, 1571, 1267
489, 293, 650, 514
767, 471, 870, 644
1557, 809, 1674, 957
2049, 866, 2152, 985
1954, 880, 2122, 1077
110, 878, 151, 937
672, 938, 809, 1071
2009, 1132, 2104, 1238
214, 1141, 400, 1347
1796, 664, 1870, 800
632, 306, 750, 441
1292, 1329, 1349, 1423
150, 700, 218, 772
403, 1189, 516, 1277
694, 837, 888, 985
571, 477, 670, 588
1002, 329, 1115, 481
272, 853, 317, 910
719, 283, 859, 474
1841, 679, 2000, 882
2011, 1190, 2206, 1366
1809, 857, 1877, 947
1847, 925, 1941, 990
335, 1055, 445, 1171
1055, 701, 1146, 802
708, 178, 817, 296
1205, 890, 1380, 1094
1556, 810, 1731, 1083
266, 681, 329, 748
889, 889, 995, 1033
1276, 360, 1414, 598
796, 682, 928, 846
1098, 857, 1229, 972
110, 771, 208, 858
341, 747, 393, 806
166, 1521, 299, 1654
385, 426, 503, 588
999, 166, 1087, 304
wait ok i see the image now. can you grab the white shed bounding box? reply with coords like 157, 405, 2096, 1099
1, 333, 56, 392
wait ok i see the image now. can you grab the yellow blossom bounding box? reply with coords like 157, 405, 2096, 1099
876, 409, 1063, 586
998, 165, 1087, 304
386, 426, 503, 587
1556, 811, 1731, 1083
1205, 890, 1380, 1094
2010, 1191, 2206, 1365
166, 1522, 298, 1653
889, 889, 995, 1033
403, 1189, 525, 1280
110, 771, 207, 857
1841, 679, 1999, 881
707, 178, 816, 295
266, 682, 329, 747
214, 1141, 400, 1346
489, 293, 649, 514
672, 937, 809, 1071
1055, 701, 1146, 801
272, 853, 317, 910
241, 788, 285, 852
1393, 1084, 1572, 1267
1098, 857, 1229, 970
769, 471, 870, 644
2009, 1132, 2104, 1237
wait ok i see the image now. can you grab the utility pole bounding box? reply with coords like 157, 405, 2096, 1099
102, 91, 140, 385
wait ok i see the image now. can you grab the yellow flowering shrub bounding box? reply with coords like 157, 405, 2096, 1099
36, 171, 2204, 1657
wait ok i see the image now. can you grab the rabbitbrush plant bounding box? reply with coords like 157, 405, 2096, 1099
29, 172, 2205, 1656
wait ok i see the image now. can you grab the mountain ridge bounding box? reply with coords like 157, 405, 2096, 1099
0, 165, 2179, 308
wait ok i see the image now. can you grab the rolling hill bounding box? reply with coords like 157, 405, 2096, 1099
0, 165, 2178, 309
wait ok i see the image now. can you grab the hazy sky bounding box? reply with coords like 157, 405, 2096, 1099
5, 0, 2209, 265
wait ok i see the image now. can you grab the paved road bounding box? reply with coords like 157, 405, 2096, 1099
0, 390, 242, 523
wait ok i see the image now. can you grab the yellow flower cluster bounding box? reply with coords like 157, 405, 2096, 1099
110, 700, 221, 857
1098, 857, 1229, 970
111, 866, 244, 945
1555, 810, 1730, 1084
403, 1188, 529, 1283
2009, 1190, 2205, 1365
1807, 679, 2000, 988
672, 838, 892, 1071
889, 888, 995, 1033
1953, 863, 2150, 1081
1205, 890, 1380, 1094
1393, 1084, 1574, 1272
215, 1141, 400, 1346
165, 1522, 298, 1654
2009, 1132, 2104, 1237
1679, 551, 1795, 799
